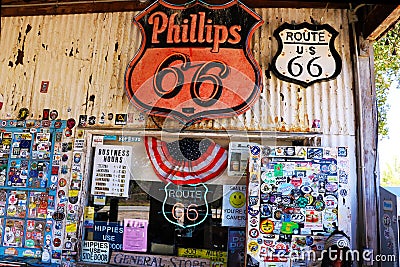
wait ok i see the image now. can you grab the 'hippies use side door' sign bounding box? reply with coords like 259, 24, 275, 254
125, 0, 263, 124
271, 22, 342, 88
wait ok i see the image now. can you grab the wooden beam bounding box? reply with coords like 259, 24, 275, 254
363, 5, 400, 41
0, 0, 375, 17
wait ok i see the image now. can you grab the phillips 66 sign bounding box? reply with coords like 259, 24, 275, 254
271, 22, 342, 87
125, 0, 263, 124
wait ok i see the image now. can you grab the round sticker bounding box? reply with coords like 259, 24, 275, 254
261, 183, 271, 193
250, 146, 260, 156
249, 228, 259, 238
248, 241, 259, 254
53, 238, 61, 247
324, 195, 338, 209
260, 219, 274, 234
314, 200, 325, 211
58, 190, 65, 198
69, 196, 79, 204
58, 178, 67, 187
64, 241, 72, 249
62, 154, 69, 162
340, 189, 348, 197
50, 110, 58, 120
64, 129, 72, 137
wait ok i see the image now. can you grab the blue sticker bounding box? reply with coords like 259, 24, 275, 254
248, 206, 259, 217
250, 146, 260, 156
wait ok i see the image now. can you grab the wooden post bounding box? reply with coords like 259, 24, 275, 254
353, 34, 380, 266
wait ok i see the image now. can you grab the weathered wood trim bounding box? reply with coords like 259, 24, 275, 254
363, 5, 400, 41
354, 37, 380, 264
0, 0, 384, 17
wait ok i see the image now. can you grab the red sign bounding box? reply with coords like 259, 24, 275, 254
125, 0, 263, 124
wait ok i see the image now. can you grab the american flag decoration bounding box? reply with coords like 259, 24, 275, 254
144, 136, 228, 185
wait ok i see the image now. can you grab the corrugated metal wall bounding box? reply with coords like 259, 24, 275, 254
0, 8, 354, 135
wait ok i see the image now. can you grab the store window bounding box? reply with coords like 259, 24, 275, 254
81, 134, 243, 266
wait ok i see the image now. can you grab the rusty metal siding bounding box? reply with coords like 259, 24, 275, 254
0, 8, 354, 135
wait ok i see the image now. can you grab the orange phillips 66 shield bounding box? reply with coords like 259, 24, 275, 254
125, 0, 263, 124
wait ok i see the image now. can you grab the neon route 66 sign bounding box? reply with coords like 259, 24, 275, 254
271, 22, 342, 87
162, 183, 209, 228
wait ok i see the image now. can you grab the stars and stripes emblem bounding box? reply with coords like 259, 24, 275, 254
144, 136, 227, 185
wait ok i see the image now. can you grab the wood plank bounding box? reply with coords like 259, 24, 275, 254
355, 42, 380, 263
0, 0, 371, 17
364, 5, 400, 40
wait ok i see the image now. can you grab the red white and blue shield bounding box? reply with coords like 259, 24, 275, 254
125, 0, 263, 124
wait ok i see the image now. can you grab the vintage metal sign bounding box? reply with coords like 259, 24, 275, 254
271, 22, 342, 87
125, 0, 263, 124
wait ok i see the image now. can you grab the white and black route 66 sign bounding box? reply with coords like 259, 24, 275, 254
271, 22, 342, 87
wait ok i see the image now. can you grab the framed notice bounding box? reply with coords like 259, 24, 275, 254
91, 145, 132, 197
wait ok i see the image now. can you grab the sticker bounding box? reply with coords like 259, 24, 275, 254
339, 189, 347, 197
62, 154, 69, 162
54, 121, 62, 129
273, 210, 282, 220
42, 120, 51, 127
338, 147, 347, 157
296, 197, 308, 208
58, 190, 65, 198
249, 196, 258, 206
314, 200, 325, 211
69, 196, 79, 204
324, 195, 338, 209
79, 115, 87, 127
290, 176, 302, 187
260, 183, 271, 193
65, 129, 72, 137
53, 238, 61, 247
260, 219, 274, 234
278, 183, 294, 195
67, 118, 76, 129
325, 183, 338, 192
249, 217, 258, 227
250, 146, 260, 156
249, 228, 259, 238
50, 110, 58, 120
248, 206, 259, 217
99, 112, 105, 124
52, 212, 65, 221
115, 114, 127, 125
58, 178, 67, 187
260, 204, 272, 218
88, 116, 96, 125
108, 113, 114, 120
248, 241, 259, 254
285, 147, 295, 156
291, 213, 305, 223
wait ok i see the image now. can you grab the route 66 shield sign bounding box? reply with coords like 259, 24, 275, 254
271, 22, 342, 87
125, 0, 263, 124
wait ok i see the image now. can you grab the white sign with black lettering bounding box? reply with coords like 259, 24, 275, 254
271, 22, 342, 87
81, 241, 109, 263
91, 145, 132, 197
